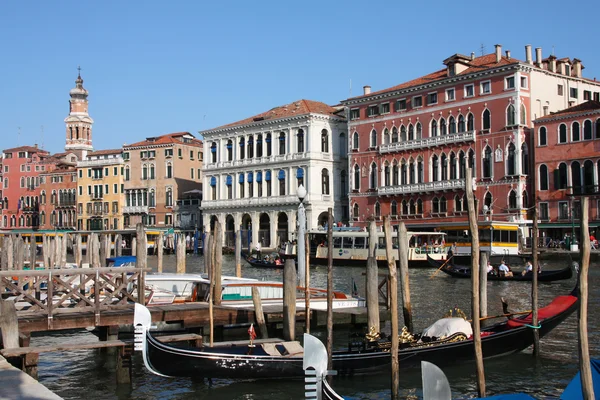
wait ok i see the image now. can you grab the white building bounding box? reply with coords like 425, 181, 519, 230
201, 99, 348, 249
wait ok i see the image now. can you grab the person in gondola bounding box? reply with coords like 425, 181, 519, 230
522, 261, 533, 276
487, 261, 495, 275
255, 242, 262, 260
447, 242, 456, 266
498, 260, 511, 277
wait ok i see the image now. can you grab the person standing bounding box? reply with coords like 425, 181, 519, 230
255, 241, 262, 260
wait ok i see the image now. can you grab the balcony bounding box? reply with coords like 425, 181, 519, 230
123, 205, 149, 214
56, 202, 76, 209
379, 131, 475, 154
201, 194, 300, 210
378, 178, 465, 196
78, 158, 123, 167
204, 153, 310, 170
91, 193, 104, 200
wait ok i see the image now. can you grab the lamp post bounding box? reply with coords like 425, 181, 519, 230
297, 185, 307, 285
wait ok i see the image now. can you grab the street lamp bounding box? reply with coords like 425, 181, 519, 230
297, 185, 307, 285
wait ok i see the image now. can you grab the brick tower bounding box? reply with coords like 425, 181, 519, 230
64, 67, 93, 160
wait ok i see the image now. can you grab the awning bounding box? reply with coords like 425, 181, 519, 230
226, 175, 232, 185
265, 170, 271, 181
210, 177, 216, 186
538, 222, 600, 229
297, 168, 304, 178
247, 172, 253, 183
239, 174, 244, 183
278, 170, 285, 180
210, 146, 216, 153
256, 172, 262, 182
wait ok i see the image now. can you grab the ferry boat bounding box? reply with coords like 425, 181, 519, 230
280, 227, 447, 268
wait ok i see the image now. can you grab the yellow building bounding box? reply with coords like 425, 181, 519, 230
76, 149, 125, 230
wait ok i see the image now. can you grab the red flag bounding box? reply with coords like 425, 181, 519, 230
248, 323, 257, 341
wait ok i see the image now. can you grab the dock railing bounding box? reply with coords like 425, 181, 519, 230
0, 267, 149, 329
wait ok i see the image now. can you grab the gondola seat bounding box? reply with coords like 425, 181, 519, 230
506, 295, 577, 328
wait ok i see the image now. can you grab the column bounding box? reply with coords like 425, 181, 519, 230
269, 211, 277, 249
251, 211, 259, 248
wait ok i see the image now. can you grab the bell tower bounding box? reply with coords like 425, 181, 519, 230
64, 67, 94, 160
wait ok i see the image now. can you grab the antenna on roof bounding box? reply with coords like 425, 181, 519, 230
480, 43, 485, 56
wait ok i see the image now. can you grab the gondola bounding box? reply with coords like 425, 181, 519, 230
133, 281, 578, 379
427, 255, 573, 282
242, 251, 287, 268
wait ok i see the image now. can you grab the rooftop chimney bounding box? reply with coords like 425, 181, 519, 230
505, 50, 511, 60
549, 56, 556, 73
495, 44, 502, 63
573, 58, 582, 78
471, 52, 475, 61
363, 85, 371, 95
525, 45, 532, 65
535, 47, 542, 67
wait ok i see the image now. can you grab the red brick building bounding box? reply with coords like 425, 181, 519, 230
533, 100, 600, 243
341, 44, 600, 230
38, 161, 78, 230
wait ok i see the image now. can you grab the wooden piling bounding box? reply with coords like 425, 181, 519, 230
6, 235, 14, 270
157, 232, 164, 273
0, 299, 19, 349
29, 236, 37, 269
131, 237, 137, 257
176, 234, 186, 274
213, 222, 223, 306
304, 231, 311, 334
235, 230, 242, 278
578, 197, 594, 399
62, 233, 68, 267
384, 216, 400, 400
16, 236, 25, 271
252, 286, 268, 339
75, 234, 83, 267
479, 251, 488, 318
92, 233, 101, 269
83, 234, 90, 266
466, 166, 485, 397
397, 222, 412, 332
531, 207, 540, 356
116, 345, 132, 384
115, 234, 122, 257
367, 220, 380, 332
99, 234, 107, 267
54, 235, 61, 268
283, 258, 297, 341
326, 208, 334, 375
204, 233, 213, 278
1, 237, 8, 271
135, 224, 147, 305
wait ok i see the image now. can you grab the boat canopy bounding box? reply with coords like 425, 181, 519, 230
106, 256, 137, 266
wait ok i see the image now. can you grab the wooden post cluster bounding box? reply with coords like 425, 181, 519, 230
29, 237, 37, 268
384, 217, 400, 399
366, 220, 380, 333
466, 166, 486, 397
283, 258, 297, 342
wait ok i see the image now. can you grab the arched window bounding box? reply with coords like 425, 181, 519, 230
520, 104, 527, 125
149, 163, 155, 179
449, 152, 457, 179
352, 132, 359, 150
482, 109, 491, 131
440, 196, 447, 213
556, 162, 568, 190
321, 169, 330, 195
340, 170, 347, 196
507, 104, 516, 126
409, 159, 415, 184
266, 133, 273, 156
416, 123, 422, 140
321, 129, 329, 152
571, 161, 582, 195
440, 118, 447, 135
353, 203, 359, 221
375, 202, 381, 218
483, 146, 492, 178
539, 164, 549, 190
539, 127, 547, 146
226, 139, 233, 161
370, 129, 377, 147
522, 190, 528, 209
41, 191, 46, 205
458, 151, 466, 179
166, 162, 172, 179
384, 162, 390, 186
369, 162, 377, 189
210, 142, 217, 163
402, 200, 408, 215
458, 115, 465, 132
278, 169, 286, 195
149, 189, 156, 207
408, 124, 414, 141
507, 143, 516, 176
559, 123, 567, 143
583, 160, 594, 193
521, 143, 528, 175
247, 135, 254, 158
353, 164, 360, 190
596, 118, 600, 139
391, 200, 398, 216
256, 134, 263, 157
572, 121, 580, 142
383, 129, 390, 145
279, 132, 286, 155
417, 198, 423, 214
432, 197, 439, 213
400, 126, 407, 141
469, 148, 476, 176
432, 155, 439, 182
508, 190, 517, 209
297, 129, 305, 153
449, 116, 456, 134
401, 160, 407, 185
431, 120, 438, 137
584, 120, 593, 140
417, 157, 423, 183
239, 137, 245, 160
441, 154, 448, 180
392, 127, 398, 143
166, 187, 173, 207
467, 113, 474, 132
392, 161, 399, 185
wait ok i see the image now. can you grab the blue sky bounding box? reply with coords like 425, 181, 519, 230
1, 0, 599, 154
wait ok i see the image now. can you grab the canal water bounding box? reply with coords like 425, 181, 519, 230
34, 254, 599, 399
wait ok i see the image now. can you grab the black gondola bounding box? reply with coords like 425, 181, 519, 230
427, 255, 573, 282
242, 251, 287, 268
133, 282, 578, 379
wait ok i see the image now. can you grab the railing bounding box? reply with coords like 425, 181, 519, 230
378, 178, 465, 195
123, 206, 149, 214
204, 153, 310, 169
0, 267, 149, 328
379, 131, 475, 153
78, 158, 123, 167
201, 194, 299, 209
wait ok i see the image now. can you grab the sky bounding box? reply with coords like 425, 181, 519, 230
1, 0, 600, 154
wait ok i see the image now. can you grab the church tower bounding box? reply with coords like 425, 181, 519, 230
64, 67, 94, 160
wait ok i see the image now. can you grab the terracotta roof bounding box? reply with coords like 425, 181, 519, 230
124, 132, 202, 148
88, 149, 122, 156
535, 100, 600, 121
346, 53, 520, 101
212, 99, 343, 130
2, 145, 49, 154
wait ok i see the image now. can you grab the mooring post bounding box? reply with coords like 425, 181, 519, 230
131, 237, 137, 257
367, 220, 380, 333
213, 222, 223, 305
251, 286, 268, 339
6, 235, 14, 270
136, 224, 147, 305
397, 222, 413, 332
383, 216, 400, 399
479, 251, 488, 318
326, 208, 334, 377
578, 197, 594, 399
283, 258, 297, 341
235, 230, 242, 278
304, 231, 311, 334
115, 234, 122, 257
204, 233, 213, 277
99, 234, 107, 267
176, 233, 186, 274
157, 232, 164, 273
116, 345, 132, 384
